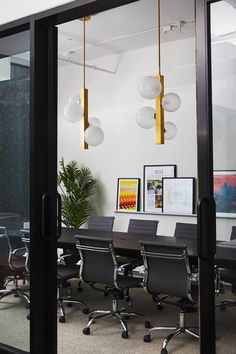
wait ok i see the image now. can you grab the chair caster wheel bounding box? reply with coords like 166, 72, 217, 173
145, 320, 151, 329
59, 316, 65, 323
67, 302, 73, 307
104, 292, 109, 297
83, 327, 90, 335
143, 334, 151, 343
161, 349, 168, 354
220, 305, 226, 311
121, 330, 128, 339
157, 304, 163, 311
14, 293, 19, 297
82, 307, 89, 314
123, 315, 130, 320
27, 314, 30, 320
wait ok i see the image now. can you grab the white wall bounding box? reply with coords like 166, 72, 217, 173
58, 37, 199, 236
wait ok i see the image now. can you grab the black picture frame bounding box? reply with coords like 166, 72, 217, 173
143, 164, 177, 212
116, 178, 140, 211
162, 177, 195, 214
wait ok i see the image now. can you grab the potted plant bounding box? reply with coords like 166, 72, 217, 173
58, 158, 97, 228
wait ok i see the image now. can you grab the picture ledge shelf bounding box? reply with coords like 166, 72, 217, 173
114, 210, 236, 219
114, 210, 197, 217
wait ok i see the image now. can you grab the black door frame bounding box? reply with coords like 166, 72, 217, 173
196, 0, 220, 353
0, 0, 219, 353
0, 1, 139, 354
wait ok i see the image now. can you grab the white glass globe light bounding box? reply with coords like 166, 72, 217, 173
161, 93, 181, 112
136, 107, 155, 129
164, 121, 177, 140
84, 126, 104, 146
89, 117, 101, 127
64, 95, 82, 122
138, 76, 162, 99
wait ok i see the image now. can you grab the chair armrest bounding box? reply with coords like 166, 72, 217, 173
117, 262, 135, 276
57, 251, 80, 263
190, 273, 199, 284
12, 247, 27, 256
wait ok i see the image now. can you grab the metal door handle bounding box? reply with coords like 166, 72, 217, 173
42, 192, 50, 240
57, 192, 62, 239
197, 197, 216, 259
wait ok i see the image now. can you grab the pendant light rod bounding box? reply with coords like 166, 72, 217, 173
83, 17, 86, 89
80, 16, 90, 150
157, 0, 161, 75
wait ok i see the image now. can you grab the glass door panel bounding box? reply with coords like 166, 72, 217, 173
0, 30, 30, 351
210, 0, 236, 352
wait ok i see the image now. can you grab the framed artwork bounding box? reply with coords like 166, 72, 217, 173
143, 165, 176, 212
162, 177, 195, 214
116, 178, 140, 211
213, 171, 236, 217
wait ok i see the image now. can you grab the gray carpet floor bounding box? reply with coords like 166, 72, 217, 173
0, 281, 236, 354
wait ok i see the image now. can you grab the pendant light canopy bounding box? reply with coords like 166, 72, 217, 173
136, 0, 180, 143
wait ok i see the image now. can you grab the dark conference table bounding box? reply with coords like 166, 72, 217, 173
58, 227, 197, 254
58, 227, 236, 268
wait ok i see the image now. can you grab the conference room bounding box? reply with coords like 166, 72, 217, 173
0, 0, 236, 354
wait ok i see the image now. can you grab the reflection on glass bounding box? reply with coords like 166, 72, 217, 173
211, 1, 236, 353
0, 31, 30, 351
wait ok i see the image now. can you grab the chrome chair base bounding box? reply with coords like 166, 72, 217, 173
83, 297, 150, 338
143, 311, 199, 354
57, 286, 89, 323
217, 299, 236, 310
0, 287, 30, 307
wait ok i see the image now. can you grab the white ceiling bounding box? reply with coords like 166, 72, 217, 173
57, 0, 195, 63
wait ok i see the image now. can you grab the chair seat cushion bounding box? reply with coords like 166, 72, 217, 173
57, 264, 80, 280
116, 275, 141, 289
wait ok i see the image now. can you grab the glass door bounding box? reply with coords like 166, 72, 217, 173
196, 0, 236, 353
0, 29, 31, 353
210, 0, 236, 353
0, 20, 58, 354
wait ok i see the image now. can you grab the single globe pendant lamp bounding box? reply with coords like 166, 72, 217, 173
137, 0, 180, 144
85, 117, 104, 146
64, 94, 82, 122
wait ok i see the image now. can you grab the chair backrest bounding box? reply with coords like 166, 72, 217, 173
128, 219, 158, 235
139, 241, 193, 300
174, 222, 197, 239
0, 227, 11, 269
231, 226, 236, 240
21, 231, 30, 273
76, 235, 117, 286
87, 216, 115, 231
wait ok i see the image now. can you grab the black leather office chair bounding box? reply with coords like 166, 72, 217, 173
128, 219, 158, 235
76, 235, 150, 338
218, 226, 236, 310
139, 241, 199, 354
21, 231, 89, 323
88, 216, 115, 231
0, 227, 30, 308
57, 261, 89, 323
174, 222, 197, 239
118, 218, 158, 266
